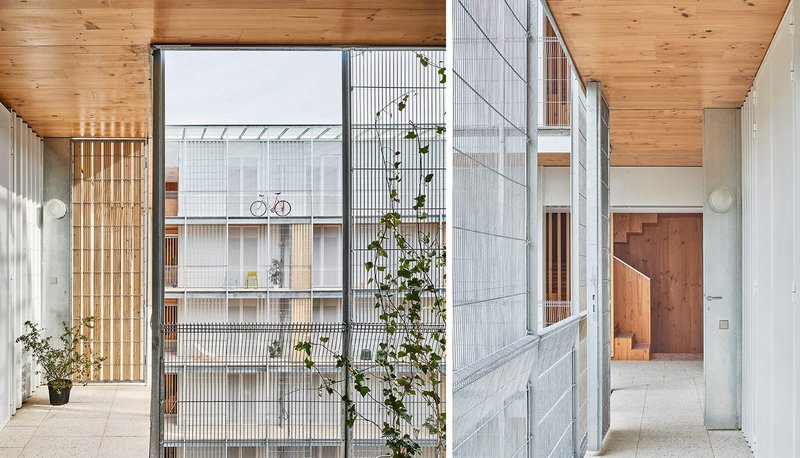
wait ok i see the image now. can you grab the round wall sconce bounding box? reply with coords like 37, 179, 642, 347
45, 199, 68, 219
708, 188, 735, 214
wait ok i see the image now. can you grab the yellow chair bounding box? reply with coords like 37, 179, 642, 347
244, 271, 258, 289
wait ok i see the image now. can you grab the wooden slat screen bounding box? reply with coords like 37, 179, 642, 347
72, 140, 146, 381
544, 19, 571, 127
545, 211, 571, 301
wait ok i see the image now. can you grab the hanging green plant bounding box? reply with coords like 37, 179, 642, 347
295, 52, 446, 458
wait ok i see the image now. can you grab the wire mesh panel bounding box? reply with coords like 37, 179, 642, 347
349, 48, 446, 456
168, 131, 342, 219
162, 122, 346, 454
571, 71, 590, 452
452, 0, 533, 455
585, 81, 611, 451
535, 319, 579, 457
453, 389, 529, 458
162, 323, 345, 445
159, 48, 443, 456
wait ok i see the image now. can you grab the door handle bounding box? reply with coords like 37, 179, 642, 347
705, 295, 723, 301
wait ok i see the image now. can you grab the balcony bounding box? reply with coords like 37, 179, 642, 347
164, 265, 342, 291
169, 191, 343, 220
161, 323, 440, 445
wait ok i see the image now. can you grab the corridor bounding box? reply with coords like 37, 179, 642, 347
593, 361, 753, 457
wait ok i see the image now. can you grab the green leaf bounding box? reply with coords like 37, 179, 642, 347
356, 385, 370, 397
424, 173, 434, 183
404, 131, 418, 139
419, 145, 429, 154
319, 336, 329, 343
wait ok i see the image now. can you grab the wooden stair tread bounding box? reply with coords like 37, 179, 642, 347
632, 343, 650, 351
615, 332, 634, 339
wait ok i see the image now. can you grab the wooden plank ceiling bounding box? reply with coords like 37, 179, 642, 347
547, 0, 789, 166
0, 0, 444, 138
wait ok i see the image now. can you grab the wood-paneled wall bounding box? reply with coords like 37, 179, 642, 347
72, 140, 145, 381
613, 257, 651, 347
614, 213, 703, 354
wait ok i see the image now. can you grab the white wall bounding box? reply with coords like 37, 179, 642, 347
0, 103, 44, 427
740, 2, 799, 455
542, 166, 704, 209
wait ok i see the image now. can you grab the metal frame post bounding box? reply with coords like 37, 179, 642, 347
149, 47, 165, 458
526, 0, 541, 454
340, 48, 353, 458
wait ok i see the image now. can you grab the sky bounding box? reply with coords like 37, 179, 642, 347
165, 50, 342, 126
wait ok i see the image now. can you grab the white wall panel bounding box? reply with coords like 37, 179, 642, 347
740, 2, 798, 455
0, 103, 43, 427
543, 166, 704, 209
0, 103, 12, 427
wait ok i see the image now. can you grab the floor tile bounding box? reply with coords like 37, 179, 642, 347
21, 436, 102, 458
98, 436, 148, 458
0, 427, 35, 449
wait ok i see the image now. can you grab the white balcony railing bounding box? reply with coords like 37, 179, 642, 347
172, 191, 343, 218
165, 265, 344, 290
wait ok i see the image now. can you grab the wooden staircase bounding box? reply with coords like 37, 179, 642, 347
613, 332, 650, 360
613, 213, 658, 244
612, 256, 651, 361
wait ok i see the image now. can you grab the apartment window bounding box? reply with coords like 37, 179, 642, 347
312, 225, 341, 288
227, 447, 259, 458
227, 299, 258, 322
228, 227, 259, 288
312, 299, 340, 323
227, 373, 264, 424
310, 142, 342, 216
227, 151, 258, 216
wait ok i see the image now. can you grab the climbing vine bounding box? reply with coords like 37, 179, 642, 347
295, 52, 446, 457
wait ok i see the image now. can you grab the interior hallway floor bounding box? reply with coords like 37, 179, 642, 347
0, 384, 149, 457
589, 360, 752, 457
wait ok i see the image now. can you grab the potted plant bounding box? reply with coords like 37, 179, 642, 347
15, 317, 105, 406
269, 258, 285, 288
268, 339, 284, 358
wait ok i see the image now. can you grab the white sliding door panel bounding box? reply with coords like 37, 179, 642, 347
740, 4, 798, 454
0, 105, 12, 427
0, 105, 43, 421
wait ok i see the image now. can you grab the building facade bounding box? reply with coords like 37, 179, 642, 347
160, 65, 445, 456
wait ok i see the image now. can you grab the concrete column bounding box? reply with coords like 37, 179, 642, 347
702, 108, 742, 429
42, 138, 72, 337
